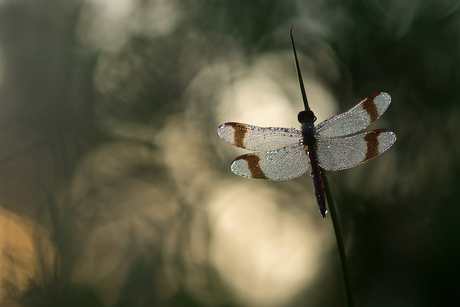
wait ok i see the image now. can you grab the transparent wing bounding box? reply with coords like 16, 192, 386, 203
231, 144, 310, 181
317, 129, 396, 171
217, 122, 302, 151
316, 92, 391, 138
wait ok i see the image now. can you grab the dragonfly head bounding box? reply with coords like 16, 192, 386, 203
297, 110, 317, 125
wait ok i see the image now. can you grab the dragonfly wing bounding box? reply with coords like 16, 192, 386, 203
316, 92, 391, 138
217, 122, 302, 151
317, 129, 397, 171
231, 144, 310, 181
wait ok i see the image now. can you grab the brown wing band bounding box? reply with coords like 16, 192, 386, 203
362, 93, 380, 123
228, 123, 247, 148
235, 154, 269, 179
363, 130, 383, 161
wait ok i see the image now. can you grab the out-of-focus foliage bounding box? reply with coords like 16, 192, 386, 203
0, 0, 459, 306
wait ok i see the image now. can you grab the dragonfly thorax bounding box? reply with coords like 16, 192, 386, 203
298, 110, 316, 125
298, 109, 317, 138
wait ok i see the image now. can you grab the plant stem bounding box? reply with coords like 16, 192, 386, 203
321, 168, 354, 307
290, 26, 310, 110
291, 26, 354, 306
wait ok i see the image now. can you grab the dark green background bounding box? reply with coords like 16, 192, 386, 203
0, 0, 458, 306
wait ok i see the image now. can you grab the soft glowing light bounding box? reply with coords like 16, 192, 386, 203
217, 52, 338, 130
0, 208, 55, 300
207, 182, 331, 306
77, 0, 182, 52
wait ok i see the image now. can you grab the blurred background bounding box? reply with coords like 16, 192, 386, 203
0, 0, 459, 306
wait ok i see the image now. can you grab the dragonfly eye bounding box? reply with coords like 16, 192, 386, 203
297, 110, 316, 124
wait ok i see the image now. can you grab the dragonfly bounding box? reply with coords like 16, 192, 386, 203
217, 30, 396, 218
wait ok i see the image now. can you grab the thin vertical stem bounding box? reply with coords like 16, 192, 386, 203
290, 26, 310, 110
291, 26, 354, 306
321, 169, 354, 307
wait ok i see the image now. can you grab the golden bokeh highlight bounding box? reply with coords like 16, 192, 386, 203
0, 206, 55, 301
